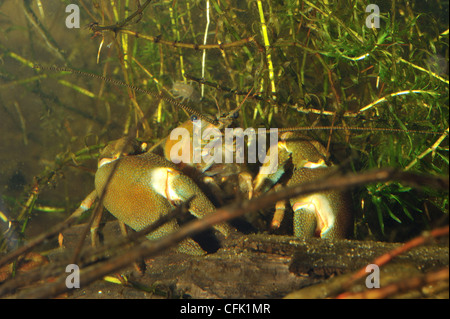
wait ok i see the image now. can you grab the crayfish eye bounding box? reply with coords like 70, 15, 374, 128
190, 114, 198, 121
232, 112, 239, 119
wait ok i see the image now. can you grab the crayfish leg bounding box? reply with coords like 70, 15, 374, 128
291, 197, 319, 238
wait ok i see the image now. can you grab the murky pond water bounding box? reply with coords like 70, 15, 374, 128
0, 0, 448, 298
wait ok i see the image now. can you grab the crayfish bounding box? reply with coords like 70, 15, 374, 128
93, 96, 353, 255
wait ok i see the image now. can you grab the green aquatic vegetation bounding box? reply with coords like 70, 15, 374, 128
0, 0, 448, 248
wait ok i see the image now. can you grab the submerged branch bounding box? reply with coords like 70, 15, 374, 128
8, 168, 448, 298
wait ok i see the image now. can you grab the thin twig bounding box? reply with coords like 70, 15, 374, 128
33, 65, 217, 126
88, 0, 153, 32
21, 0, 66, 62
338, 267, 449, 299
89, 25, 257, 51
331, 224, 449, 298
201, 0, 211, 98
405, 127, 450, 170
0, 191, 97, 270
